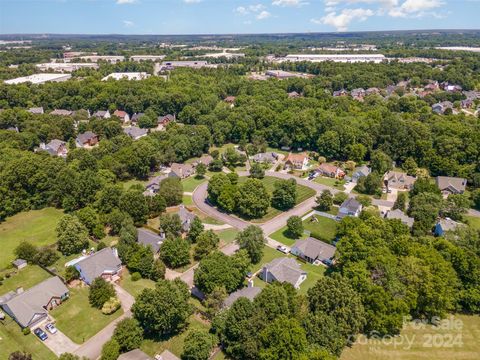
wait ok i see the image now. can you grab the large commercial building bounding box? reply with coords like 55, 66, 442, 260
275, 54, 386, 63
102, 72, 150, 81
35, 62, 98, 72
4, 73, 71, 85
131, 55, 166, 62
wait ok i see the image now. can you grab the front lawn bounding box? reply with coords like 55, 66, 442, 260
216, 228, 239, 246
0, 265, 51, 294
270, 226, 307, 246
182, 194, 194, 206
141, 315, 210, 358
0, 317, 56, 360
50, 286, 123, 344
181, 176, 207, 192
236, 176, 316, 223
303, 215, 338, 243
119, 269, 156, 298
314, 176, 346, 190
298, 262, 325, 295
251, 246, 288, 273
0, 208, 63, 269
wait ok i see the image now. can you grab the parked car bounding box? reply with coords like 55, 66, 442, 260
34, 328, 48, 341
276, 245, 289, 254
45, 323, 57, 334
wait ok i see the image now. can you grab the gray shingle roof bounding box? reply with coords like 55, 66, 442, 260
75, 248, 121, 282
435, 176, 467, 194
262, 257, 306, 287
76, 131, 97, 145
123, 126, 148, 139
137, 228, 164, 253
178, 205, 196, 232
385, 209, 414, 228
223, 286, 262, 308
118, 349, 152, 360
292, 237, 336, 262
340, 198, 362, 214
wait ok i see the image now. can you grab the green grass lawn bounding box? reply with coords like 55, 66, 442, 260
298, 262, 325, 295
270, 226, 307, 246
122, 178, 147, 190
141, 315, 210, 358
119, 269, 156, 298
341, 314, 480, 360
181, 176, 207, 192
314, 176, 346, 190
251, 246, 287, 273
0, 316, 56, 360
216, 228, 239, 247
303, 215, 338, 243
182, 194, 194, 206
50, 287, 123, 344
0, 208, 63, 269
465, 215, 480, 231
0, 265, 51, 294
236, 176, 316, 223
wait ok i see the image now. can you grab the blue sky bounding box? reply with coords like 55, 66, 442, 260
1, 0, 479, 35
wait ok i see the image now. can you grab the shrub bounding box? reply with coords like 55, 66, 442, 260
100, 339, 120, 360
97, 242, 107, 251
89, 278, 116, 309
22, 328, 31, 335
101, 297, 121, 315
131, 272, 141, 282
333, 192, 348, 205
65, 266, 80, 283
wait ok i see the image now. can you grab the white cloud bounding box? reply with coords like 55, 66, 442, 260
389, 0, 443, 17
116, 0, 137, 4
249, 4, 266, 12
313, 8, 374, 31
123, 20, 134, 27
256, 10, 272, 19
235, 6, 249, 15
272, 0, 308, 7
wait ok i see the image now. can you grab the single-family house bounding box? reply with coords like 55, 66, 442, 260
137, 228, 165, 253
333, 89, 348, 97
0, 276, 69, 328
425, 81, 439, 92
432, 101, 453, 114
170, 163, 195, 179
288, 91, 300, 98
365, 87, 380, 96
76, 131, 99, 148
131, 113, 145, 125
291, 237, 337, 265
252, 152, 278, 164
157, 114, 175, 127
223, 285, 262, 308
386, 85, 397, 96
383, 171, 416, 190
351, 88, 366, 101
12, 259, 27, 270
461, 99, 473, 109
74, 247, 122, 285
315, 163, 345, 179
259, 257, 307, 289
113, 110, 130, 123
177, 205, 196, 233
284, 152, 308, 170
143, 175, 167, 196
123, 126, 148, 140
157, 350, 180, 360
39, 139, 68, 158
50, 109, 73, 116
224, 96, 236, 107
338, 198, 363, 219
118, 349, 153, 360
352, 165, 371, 182
195, 154, 214, 167
385, 209, 414, 228
435, 176, 467, 198
92, 110, 111, 119
434, 218, 464, 237
28, 107, 44, 114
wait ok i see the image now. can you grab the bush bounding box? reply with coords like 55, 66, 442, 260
113, 318, 143, 352
131, 272, 141, 282
22, 328, 31, 335
65, 266, 80, 283
14, 242, 38, 263
101, 297, 121, 315
33, 247, 59, 267
89, 278, 116, 309
97, 242, 107, 251
333, 192, 348, 205
100, 339, 120, 360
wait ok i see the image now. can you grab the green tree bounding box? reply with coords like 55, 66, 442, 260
182, 330, 216, 360
250, 163, 265, 179
204, 286, 228, 319
9, 352, 32, 360
355, 172, 382, 195
14, 242, 38, 263
194, 230, 220, 260
100, 339, 119, 360
76, 206, 105, 240
159, 213, 182, 238
409, 192, 444, 235
393, 191, 408, 211
442, 194, 471, 221
89, 277, 116, 309
237, 179, 271, 218
316, 190, 333, 211
271, 179, 297, 210
113, 318, 143, 353
333, 192, 348, 205
195, 163, 207, 178
370, 150, 392, 175
65, 266, 80, 283
402, 157, 418, 176
236, 225, 266, 264
33, 247, 59, 267
56, 214, 90, 256
355, 194, 372, 207
188, 216, 204, 243
119, 189, 148, 225
286, 216, 304, 238
207, 173, 231, 204
160, 238, 190, 268
158, 177, 183, 206
132, 279, 192, 336
147, 194, 167, 218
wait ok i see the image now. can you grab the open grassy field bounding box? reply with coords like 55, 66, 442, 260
181, 176, 207, 192
119, 269, 156, 298
237, 176, 316, 223
0, 265, 51, 294
141, 314, 210, 358
50, 286, 123, 344
303, 215, 338, 243
0, 316, 56, 360
314, 176, 346, 190
341, 315, 480, 360
0, 208, 63, 269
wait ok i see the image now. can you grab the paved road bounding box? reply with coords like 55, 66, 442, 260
468, 208, 480, 218
74, 284, 134, 360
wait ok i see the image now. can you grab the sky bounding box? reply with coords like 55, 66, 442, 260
0, 0, 479, 35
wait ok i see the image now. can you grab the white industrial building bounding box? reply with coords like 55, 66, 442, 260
76, 55, 125, 63
131, 55, 166, 62
4, 73, 72, 85
203, 52, 245, 59
102, 72, 150, 81
36, 62, 98, 72
274, 54, 386, 63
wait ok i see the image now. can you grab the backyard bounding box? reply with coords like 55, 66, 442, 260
303, 214, 338, 243
0, 265, 51, 294
119, 268, 156, 298
50, 286, 123, 344
0, 208, 63, 269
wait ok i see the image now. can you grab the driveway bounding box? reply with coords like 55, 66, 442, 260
41, 323, 79, 356
74, 285, 134, 360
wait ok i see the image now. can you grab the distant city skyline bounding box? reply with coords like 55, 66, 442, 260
1, 0, 479, 35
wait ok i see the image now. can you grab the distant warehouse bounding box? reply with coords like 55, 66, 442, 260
276, 54, 386, 63
35, 62, 98, 72
4, 73, 71, 85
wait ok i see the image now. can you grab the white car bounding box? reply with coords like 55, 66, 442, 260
276, 245, 289, 254
45, 323, 58, 334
